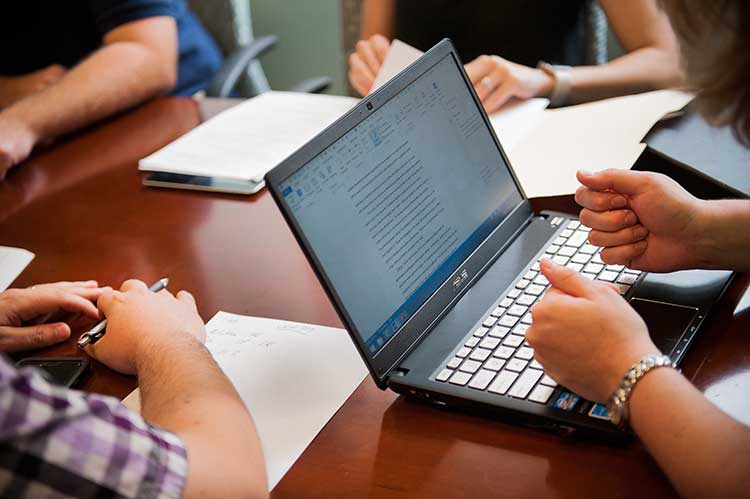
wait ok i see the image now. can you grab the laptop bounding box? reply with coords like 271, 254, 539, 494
265, 40, 733, 441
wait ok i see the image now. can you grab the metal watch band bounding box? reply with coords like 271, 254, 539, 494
606, 354, 675, 429
536, 61, 572, 107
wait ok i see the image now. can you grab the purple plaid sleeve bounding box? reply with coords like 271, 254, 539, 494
0, 356, 187, 498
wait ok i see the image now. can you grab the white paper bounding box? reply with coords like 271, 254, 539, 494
122, 312, 367, 491
138, 91, 359, 182
508, 90, 694, 198
371, 39, 424, 91
0, 246, 34, 291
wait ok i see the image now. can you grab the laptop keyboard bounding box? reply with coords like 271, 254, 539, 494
434, 219, 643, 411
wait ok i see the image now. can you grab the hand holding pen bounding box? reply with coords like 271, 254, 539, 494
77, 278, 169, 348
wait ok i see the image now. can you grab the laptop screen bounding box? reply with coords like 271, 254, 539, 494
279, 53, 523, 356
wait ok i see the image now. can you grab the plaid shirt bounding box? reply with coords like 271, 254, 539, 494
0, 356, 187, 498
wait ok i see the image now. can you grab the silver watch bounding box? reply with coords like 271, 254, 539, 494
606, 354, 676, 428
537, 61, 572, 107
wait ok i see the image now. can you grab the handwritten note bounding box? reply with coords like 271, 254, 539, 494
122, 312, 368, 491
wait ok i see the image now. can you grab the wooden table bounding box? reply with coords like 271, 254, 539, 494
1, 97, 748, 499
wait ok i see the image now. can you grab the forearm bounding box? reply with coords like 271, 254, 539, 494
137, 336, 267, 498
1, 42, 174, 145
629, 368, 750, 499
568, 47, 683, 104
695, 199, 750, 271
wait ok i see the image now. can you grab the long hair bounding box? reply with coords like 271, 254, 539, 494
659, 0, 750, 143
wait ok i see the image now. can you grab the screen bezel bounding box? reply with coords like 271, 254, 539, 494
266, 39, 533, 387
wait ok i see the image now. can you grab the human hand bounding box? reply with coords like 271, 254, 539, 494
84, 279, 206, 375
526, 260, 660, 402
465, 55, 555, 113
0, 281, 105, 352
0, 65, 67, 108
348, 34, 390, 96
575, 169, 709, 272
0, 111, 39, 180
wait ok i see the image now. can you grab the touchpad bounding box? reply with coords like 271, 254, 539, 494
629, 298, 698, 354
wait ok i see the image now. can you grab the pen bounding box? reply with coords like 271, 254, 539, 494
77, 278, 169, 349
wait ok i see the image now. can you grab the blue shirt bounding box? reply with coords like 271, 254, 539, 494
1, 0, 223, 96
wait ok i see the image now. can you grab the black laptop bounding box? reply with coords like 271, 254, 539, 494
265, 40, 733, 441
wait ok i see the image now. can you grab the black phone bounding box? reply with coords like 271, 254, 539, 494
16, 357, 90, 388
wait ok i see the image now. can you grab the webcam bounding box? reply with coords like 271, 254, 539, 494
366, 102, 373, 111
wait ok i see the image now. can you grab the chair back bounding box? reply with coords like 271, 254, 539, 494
186, 0, 271, 96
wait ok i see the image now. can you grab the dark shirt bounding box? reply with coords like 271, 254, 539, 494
394, 0, 587, 66
1, 0, 222, 96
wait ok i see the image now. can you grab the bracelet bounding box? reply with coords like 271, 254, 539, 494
536, 61, 572, 106
606, 353, 675, 429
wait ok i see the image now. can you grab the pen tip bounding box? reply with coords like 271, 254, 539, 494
161, 277, 169, 286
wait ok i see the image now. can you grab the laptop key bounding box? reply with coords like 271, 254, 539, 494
459, 359, 482, 374
507, 305, 528, 317
498, 315, 519, 328
597, 270, 619, 282
516, 279, 531, 289
449, 371, 472, 386
540, 374, 558, 387
524, 270, 538, 281
552, 255, 569, 265
473, 326, 489, 338
505, 358, 528, 372
489, 325, 510, 338
483, 317, 497, 328
528, 384, 555, 404
488, 370, 518, 395
516, 347, 534, 360
606, 264, 624, 272
571, 253, 591, 264
499, 298, 514, 308
447, 357, 462, 369
491, 307, 507, 317
561, 229, 573, 238
493, 346, 515, 359
516, 294, 536, 306
468, 369, 497, 390
566, 231, 588, 247
580, 244, 597, 254
567, 220, 580, 229
545, 245, 560, 254
521, 313, 533, 325
531, 261, 541, 271
512, 324, 529, 336
469, 348, 492, 362
566, 262, 584, 272
508, 369, 544, 398
465, 336, 480, 348
484, 358, 505, 371
508, 288, 522, 299
530, 359, 543, 370
503, 334, 523, 348
584, 263, 603, 274
525, 284, 545, 296
436, 368, 453, 382
557, 246, 576, 257
479, 337, 501, 350
456, 347, 471, 358
617, 273, 638, 285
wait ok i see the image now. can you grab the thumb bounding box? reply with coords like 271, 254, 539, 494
576, 169, 649, 195
539, 259, 597, 299
0, 323, 71, 353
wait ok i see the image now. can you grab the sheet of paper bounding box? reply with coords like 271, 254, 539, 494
371, 39, 424, 91
372, 39, 549, 152
508, 90, 694, 198
0, 246, 34, 291
122, 312, 367, 491
139, 91, 359, 182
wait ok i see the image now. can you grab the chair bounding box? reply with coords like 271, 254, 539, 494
187, 0, 332, 98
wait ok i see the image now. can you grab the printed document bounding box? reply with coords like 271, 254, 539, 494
122, 312, 367, 491
139, 92, 358, 182
0, 246, 34, 291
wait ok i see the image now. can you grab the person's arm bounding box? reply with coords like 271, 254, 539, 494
567, 0, 684, 104
360, 0, 395, 40
527, 261, 750, 499
0, 16, 178, 177
693, 199, 750, 271
628, 368, 750, 499
0, 65, 67, 109
86, 280, 267, 498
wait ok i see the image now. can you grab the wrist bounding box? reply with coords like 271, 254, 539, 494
1, 104, 41, 145
607, 353, 676, 428
690, 199, 725, 269
134, 331, 204, 374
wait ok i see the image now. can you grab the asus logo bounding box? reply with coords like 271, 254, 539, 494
452, 269, 470, 289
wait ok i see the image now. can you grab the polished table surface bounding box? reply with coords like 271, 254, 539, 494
1, 97, 748, 498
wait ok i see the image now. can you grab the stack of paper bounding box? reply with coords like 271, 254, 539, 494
139, 92, 359, 183
0, 246, 34, 291
122, 312, 368, 491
